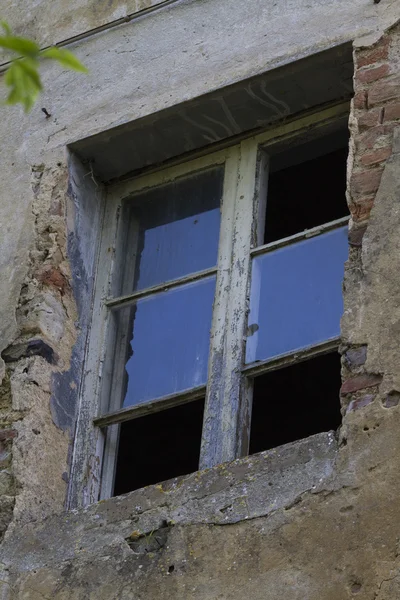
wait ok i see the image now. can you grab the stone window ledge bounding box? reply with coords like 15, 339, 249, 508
5, 431, 337, 571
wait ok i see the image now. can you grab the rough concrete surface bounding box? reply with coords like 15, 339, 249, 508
2, 407, 400, 600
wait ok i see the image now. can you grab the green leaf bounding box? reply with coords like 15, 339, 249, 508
0, 23, 87, 112
0, 21, 12, 36
4, 60, 42, 112
41, 47, 88, 72
18, 58, 43, 91
0, 35, 40, 57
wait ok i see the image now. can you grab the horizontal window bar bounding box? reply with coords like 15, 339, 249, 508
94, 385, 206, 428
242, 338, 340, 378
105, 267, 217, 309
250, 216, 350, 258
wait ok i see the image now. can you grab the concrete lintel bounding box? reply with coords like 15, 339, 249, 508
69, 43, 353, 181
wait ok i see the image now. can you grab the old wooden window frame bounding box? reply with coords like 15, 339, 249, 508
68, 102, 349, 508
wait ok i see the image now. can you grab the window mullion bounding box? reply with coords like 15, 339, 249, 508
200, 140, 261, 469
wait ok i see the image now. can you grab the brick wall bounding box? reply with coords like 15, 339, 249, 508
342, 22, 400, 414
349, 30, 400, 228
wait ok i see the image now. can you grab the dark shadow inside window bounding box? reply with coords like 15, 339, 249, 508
249, 352, 342, 455
264, 132, 349, 244
113, 398, 204, 496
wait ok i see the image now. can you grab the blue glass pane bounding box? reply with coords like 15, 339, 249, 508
122, 168, 223, 293
118, 276, 216, 407
245, 227, 348, 363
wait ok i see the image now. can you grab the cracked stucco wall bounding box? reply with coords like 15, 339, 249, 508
0, 153, 103, 533
0, 0, 400, 599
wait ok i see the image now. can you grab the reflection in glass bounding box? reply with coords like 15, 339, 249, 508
119, 168, 223, 295
246, 227, 348, 363
113, 276, 216, 407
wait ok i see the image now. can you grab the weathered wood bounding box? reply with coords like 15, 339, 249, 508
67, 185, 115, 509
94, 385, 206, 428
105, 266, 218, 308
200, 139, 260, 468
250, 216, 349, 258
242, 338, 340, 378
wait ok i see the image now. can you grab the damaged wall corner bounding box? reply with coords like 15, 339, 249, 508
0, 155, 104, 533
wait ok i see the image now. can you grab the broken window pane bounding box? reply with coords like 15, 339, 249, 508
113, 398, 205, 495
246, 226, 348, 363
249, 352, 341, 454
112, 276, 216, 408
118, 167, 223, 295
264, 131, 349, 243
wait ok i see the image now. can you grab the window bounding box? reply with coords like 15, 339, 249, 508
73, 105, 350, 503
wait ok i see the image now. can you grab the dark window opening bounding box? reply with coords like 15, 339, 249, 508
113, 398, 204, 496
264, 132, 349, 244
249, 352, 342, 455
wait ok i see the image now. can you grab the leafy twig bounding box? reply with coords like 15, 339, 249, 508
0, 20, 88, 112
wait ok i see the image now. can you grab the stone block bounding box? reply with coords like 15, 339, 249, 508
356, 64, 389, 84
340, 374, 382, 395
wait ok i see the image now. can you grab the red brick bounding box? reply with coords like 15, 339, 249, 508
384, 102, 400, 122
340, 374, 382, 395
356, 39, 389, 68
0, 429, 17, 441
349, 197, 375, 223
360, 146, 392, 166
357, 124, 393, 150
36, 266, 69, 295
353, 90, 367, 110
368, 76, 400, 107
350, 168, 384, 197
356, 64, 389, 84
358, 107, 382, 131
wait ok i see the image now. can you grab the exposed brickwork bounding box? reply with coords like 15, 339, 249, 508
353, 90, 367, 110
355, 64, 389, 85
36, 265, 70, 296
358, 107, 382, 131
384, 102, 400, 122
342, 26, 400, 423
340, 374, 382, 396
355, 37, 389, 69
368, 76, 400, 107
350, 167, 384, 196
0, 164, 77, 537
360, 146, 392, 166
348, 32, 399, 225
